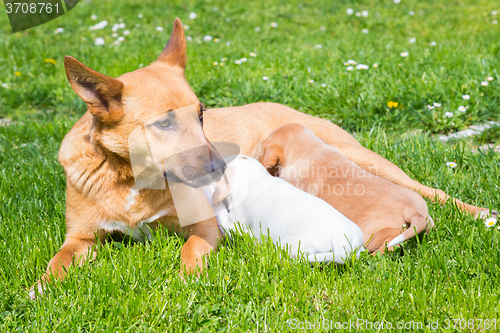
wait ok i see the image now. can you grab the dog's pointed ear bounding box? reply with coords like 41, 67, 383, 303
64, 56, 124, 123
156, 17, 187, 69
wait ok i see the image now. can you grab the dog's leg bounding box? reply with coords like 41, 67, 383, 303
180, 217, 221, 277
29, 235, 99, 299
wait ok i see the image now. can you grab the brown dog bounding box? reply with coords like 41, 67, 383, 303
260, 124, 435, 252
30, 18, 495, 297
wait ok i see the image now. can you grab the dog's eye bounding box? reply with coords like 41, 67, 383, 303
155, 119, 171, 129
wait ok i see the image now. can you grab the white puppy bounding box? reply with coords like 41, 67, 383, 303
208, 155, 365, 263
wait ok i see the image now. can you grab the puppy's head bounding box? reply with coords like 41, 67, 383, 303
64, 18, 225, 188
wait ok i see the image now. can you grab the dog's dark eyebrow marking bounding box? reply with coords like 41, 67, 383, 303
199, 102, 206, 126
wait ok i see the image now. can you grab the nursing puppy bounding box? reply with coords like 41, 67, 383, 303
211, 155, 365, 263
260, 124, 434, 252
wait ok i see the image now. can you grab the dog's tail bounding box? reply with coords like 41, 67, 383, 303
387, 214, 434, 248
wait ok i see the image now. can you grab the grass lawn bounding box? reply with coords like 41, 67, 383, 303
1, 0, 500, 331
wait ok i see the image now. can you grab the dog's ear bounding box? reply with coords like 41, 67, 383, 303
260, 146, 280, 169
156, 17, 187, 70
64, 56, 124, 123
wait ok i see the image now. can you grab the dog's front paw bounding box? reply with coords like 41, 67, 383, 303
28, 280, 45, 300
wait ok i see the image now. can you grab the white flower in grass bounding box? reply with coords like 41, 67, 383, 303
362, 29, 369, 34
321, 83, 327, 87
138, 14, 143, 19
485, 217, 497, 228
112, 24, 119, 32
213, 62, 218, 66
346, 8, 354, 15
54, 27, 64, 34
214, 38, 220, 43
481, 81, 488, 87
123, 30, 130, 36
357, 64, 369, 70
492, 20, 498, 24
394, 0, 401, 3
136, 24, 141, 28
111, 32, 118, 37
235, 60, 242, 65
183, 25, 190, 31
270, 22, 278, 27
373, 62, 378, 68
458, 106, 466, 112
221, 57, 228, 61
462, 94, 470, 100
308, 79, 314, 83
492, 10, 498, 15
487, 77, 494, 81
138, 63, 144, 68
1, 83, 9, 88
430, 41, 437, 46
355, 12, 361, 17
409, 11, 415, 16
156, 26, 164, 32
320, 26, 326, 31
255, 27, 261, 32
400, 52, 409, 57
113, 40, 121, 46
91, 15, 97, 20
427, 105, 434, 110
346, 66, 354, 71
444, 111, 453, 118
89, 20, 108, 31
94, 38, 105, 46
226, 41, 231, 46
240, 58, 247, 62
314, 44, 323, 49
249, 52, 256, 57
409, 37, 416, 43
433, 102, 441, 107
226, 18, 230, 22
119, 23, 125, 29
220, 63, 224, 66
189, 12, 197, 20
347, 59, 357, 65
187, 36, 193, 42
262, 76, 269, 81
362, 10, 369, 17
117, 37, 125, 42
446, 161, 457, 168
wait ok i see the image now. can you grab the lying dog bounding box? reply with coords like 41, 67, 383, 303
30, 17, 495, 297
209, 155, 365, 263
260, 124, 434, 252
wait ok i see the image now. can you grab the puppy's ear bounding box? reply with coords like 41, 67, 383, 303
64, 56, 124, 123
260, 146, 280, 170
157, 17, 187, 70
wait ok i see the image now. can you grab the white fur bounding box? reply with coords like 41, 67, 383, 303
100, 209, 169, 241
211, 155, 365, 264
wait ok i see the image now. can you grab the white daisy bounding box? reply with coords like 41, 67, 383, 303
485, 217, 497, 228
221, 57, 228, 61
347, 59, 357, 65
240, 57, 247, 62
321, 83, 327, 87
409, 37, 416, 43
458, 106, 466, 112
492, 10, 498, 16
433, 102, 441, 107
254, 27, 261, 32
400, 52, 409, 57
270, 22, 278, 28
189, 12, 197, 20
262, 76, 269, 81
492, 20, 498, 24
430, 41, 437, 46
119, 23, 125, 29
91, 15, 97, 20
444, 111, 453, 118
156, 26, 164, 32
138, 14, 143, 19
213, 7, 218, 11
136, 24, 141, 28
446, 161, 457, 168
214, 38, 220, 43
361, 10, 369, 17
89, 20, 108, 31
226, 41, 230, 46
123, 30, 130, 36
117, 36, 125, 42
111, 32, 118, 37
54, 27, 64, 34
346, 8, 354, 15
1, 83, 9, 88
362, 29, 369, 34
462, 94, 470, 100
394, 0, 401, 3
481, 81, 488, 87
235, 60, 241, 65
183, 25, 190, 30
356, 64, 369, 70
187, 36, 193, 42
487, 77, 494, 81
373, 62, 378, 68
203, 35, 213, 42
249, 52, 256, 57
355, 12, 361, 17
213, 61, 218, 66
225, 18, 230, 22
308, 79, 314, 83
346, 66, 354, 71
314, 44, 323, 49
409, 11, 415, 16
94, 38, 105, 46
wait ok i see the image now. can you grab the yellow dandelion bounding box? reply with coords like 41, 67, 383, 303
224, 275, 229, 281
45, 58, 57, 65
14, 71, 21, 76
387, 101, 398, 108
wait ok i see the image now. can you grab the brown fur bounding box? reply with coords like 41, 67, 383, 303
260, 124, 434, 252
31, 18, 494, 296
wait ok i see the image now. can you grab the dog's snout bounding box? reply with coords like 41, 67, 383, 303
206, 155, 226, 173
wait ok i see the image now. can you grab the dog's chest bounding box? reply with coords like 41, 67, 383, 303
100, 186, 179, 240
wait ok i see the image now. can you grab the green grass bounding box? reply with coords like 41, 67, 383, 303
1, 0, 500, 331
